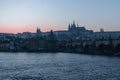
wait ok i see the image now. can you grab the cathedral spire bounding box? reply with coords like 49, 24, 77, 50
73, 21, 76, 24
72, 21, 76, 27
68, 23, 71, 30
36, 27, 41, 37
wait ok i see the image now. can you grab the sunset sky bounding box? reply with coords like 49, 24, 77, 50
0, 0, 120, 33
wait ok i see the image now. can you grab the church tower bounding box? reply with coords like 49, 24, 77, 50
100, 28, 104, 32
36, 27, 41, 37
68, 23, 71, 31
68, 21, 77, 32
72, 21, 76, 28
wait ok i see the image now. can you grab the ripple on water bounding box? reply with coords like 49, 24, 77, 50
0, 52, 120, 80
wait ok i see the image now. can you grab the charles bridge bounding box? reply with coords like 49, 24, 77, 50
61, 39, 120, 55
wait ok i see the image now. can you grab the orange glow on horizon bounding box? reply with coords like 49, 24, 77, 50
0, 24, 98, 34
0, 24, 68, 34
0, 24, 35, 34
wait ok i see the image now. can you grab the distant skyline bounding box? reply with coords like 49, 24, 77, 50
0, 0, 120, 33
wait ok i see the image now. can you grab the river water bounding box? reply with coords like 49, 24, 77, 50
0, 52, 120, 80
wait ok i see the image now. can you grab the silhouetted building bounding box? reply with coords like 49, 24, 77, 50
68, 21, 85, 32
100, 28, 104, 32
69, 21, 93, 33
93, 31, 120, 40
36, 27, 42, 37
54, 21, 93, 40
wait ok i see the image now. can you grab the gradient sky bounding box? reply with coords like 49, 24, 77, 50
0, 0, 120, 33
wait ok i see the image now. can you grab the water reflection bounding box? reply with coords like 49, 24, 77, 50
0, 52, 120, 80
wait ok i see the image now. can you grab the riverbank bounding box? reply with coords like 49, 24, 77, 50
0, 49, 120, 57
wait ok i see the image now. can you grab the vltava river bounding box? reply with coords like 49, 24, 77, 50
0, 52, 120, 80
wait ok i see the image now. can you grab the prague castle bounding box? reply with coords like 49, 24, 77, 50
0, 21, 120, 40
51, 21, 120, 40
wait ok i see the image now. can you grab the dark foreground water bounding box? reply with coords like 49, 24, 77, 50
0, 52, 120, 80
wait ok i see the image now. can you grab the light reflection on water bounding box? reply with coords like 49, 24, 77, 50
0, 52, 120, 80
